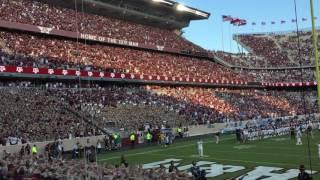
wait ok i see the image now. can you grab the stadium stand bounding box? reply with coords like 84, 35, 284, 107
0, 153, 192, 179
0, 82, 316, 145
272, 31, 320, 66
0, 0, 319, 179
237, 68, 315, 83
235, 34, 297, 67
0, 0, 204, 52
0, 30, 251, 82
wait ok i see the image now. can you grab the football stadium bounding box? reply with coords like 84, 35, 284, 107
0, 0, 320, 179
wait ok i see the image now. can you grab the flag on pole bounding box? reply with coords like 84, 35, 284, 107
292, 19, 297, 23
222, 15, 233, 22
302, 18, 307, 21
239, 19, 247, 26
281, 20, 286, 24
252, 22, 256, 26
231, 18, 241, 25
232, 19, 247, 26
271, 21, 276, 25
261, 22, 266, 25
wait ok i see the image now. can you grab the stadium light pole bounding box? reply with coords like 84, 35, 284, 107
309, 0, 320, 111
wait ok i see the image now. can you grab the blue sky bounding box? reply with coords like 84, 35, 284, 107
176, 0, 320, 53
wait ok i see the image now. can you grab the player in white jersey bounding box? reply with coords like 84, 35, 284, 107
197, 139, 203, 157
296, 129, 302, 145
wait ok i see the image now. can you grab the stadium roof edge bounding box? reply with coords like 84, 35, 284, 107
160, 0, 211, 18
37, 0, 210, 30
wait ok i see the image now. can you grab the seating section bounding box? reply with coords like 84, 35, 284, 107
236, 35, 297, 67
0, 82, 316, 145
213, 31, 320, 82
239, 68, 315, 83
0, 31, 251, 82
0, 0, 204, 52
215, 52, 251, 67
0, 84, 102, 145
0, 153, 192, 179
272, 32, 320, 66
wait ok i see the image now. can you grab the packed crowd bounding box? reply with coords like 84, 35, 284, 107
273, 31, 320, 66
0, 82, 102, 145
236, 34, 298, 67
0, 81, 316, 144
0, 30, 251, 82
236, 68, 315, 83
50, 85, 188, 132
0, 0, 203, 52
0, 153, 192, 179
214, 51, 251, 67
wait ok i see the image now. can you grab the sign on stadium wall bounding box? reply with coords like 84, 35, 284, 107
142, 159, 316, 179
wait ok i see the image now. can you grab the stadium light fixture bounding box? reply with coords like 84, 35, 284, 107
152, 0, 173, 6
176, 4, 188, 11
195, 11, 209, 18
176, 3, 209, 18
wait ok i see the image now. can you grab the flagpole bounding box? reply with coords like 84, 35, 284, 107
309, 0, 320, 112
221, 20, 225, 52
252, 23, 254, 33
228, 24, 232, 52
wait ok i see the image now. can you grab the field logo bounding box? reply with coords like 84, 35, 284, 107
236, 166, 315, 179
143, 159, 245, 178
143, 159, 316, 179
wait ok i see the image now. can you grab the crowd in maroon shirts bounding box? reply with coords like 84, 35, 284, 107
0, 81, 316, 145
236, 35, 297, 67
214, 52, 250, 67
0, 0, 203, 52
0, 31, 251, 82
0, 82, 102, 146
237, 68, 315, 83
273, 31, 319, 66
0, 153, 191, 179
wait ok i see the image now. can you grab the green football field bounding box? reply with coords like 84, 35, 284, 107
97, 131, 320, 179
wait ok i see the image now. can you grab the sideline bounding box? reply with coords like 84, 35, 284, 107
98, 136, 234, 161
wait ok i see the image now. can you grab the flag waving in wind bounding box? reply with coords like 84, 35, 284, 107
231, 18, 247, 26
222, 15, 233, 22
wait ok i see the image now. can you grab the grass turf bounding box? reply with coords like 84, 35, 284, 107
97, 131, 320, 179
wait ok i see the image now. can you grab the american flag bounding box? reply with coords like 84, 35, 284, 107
302, 18, 307, 21
281, 20, 286, 24
222, 15, 233, 22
